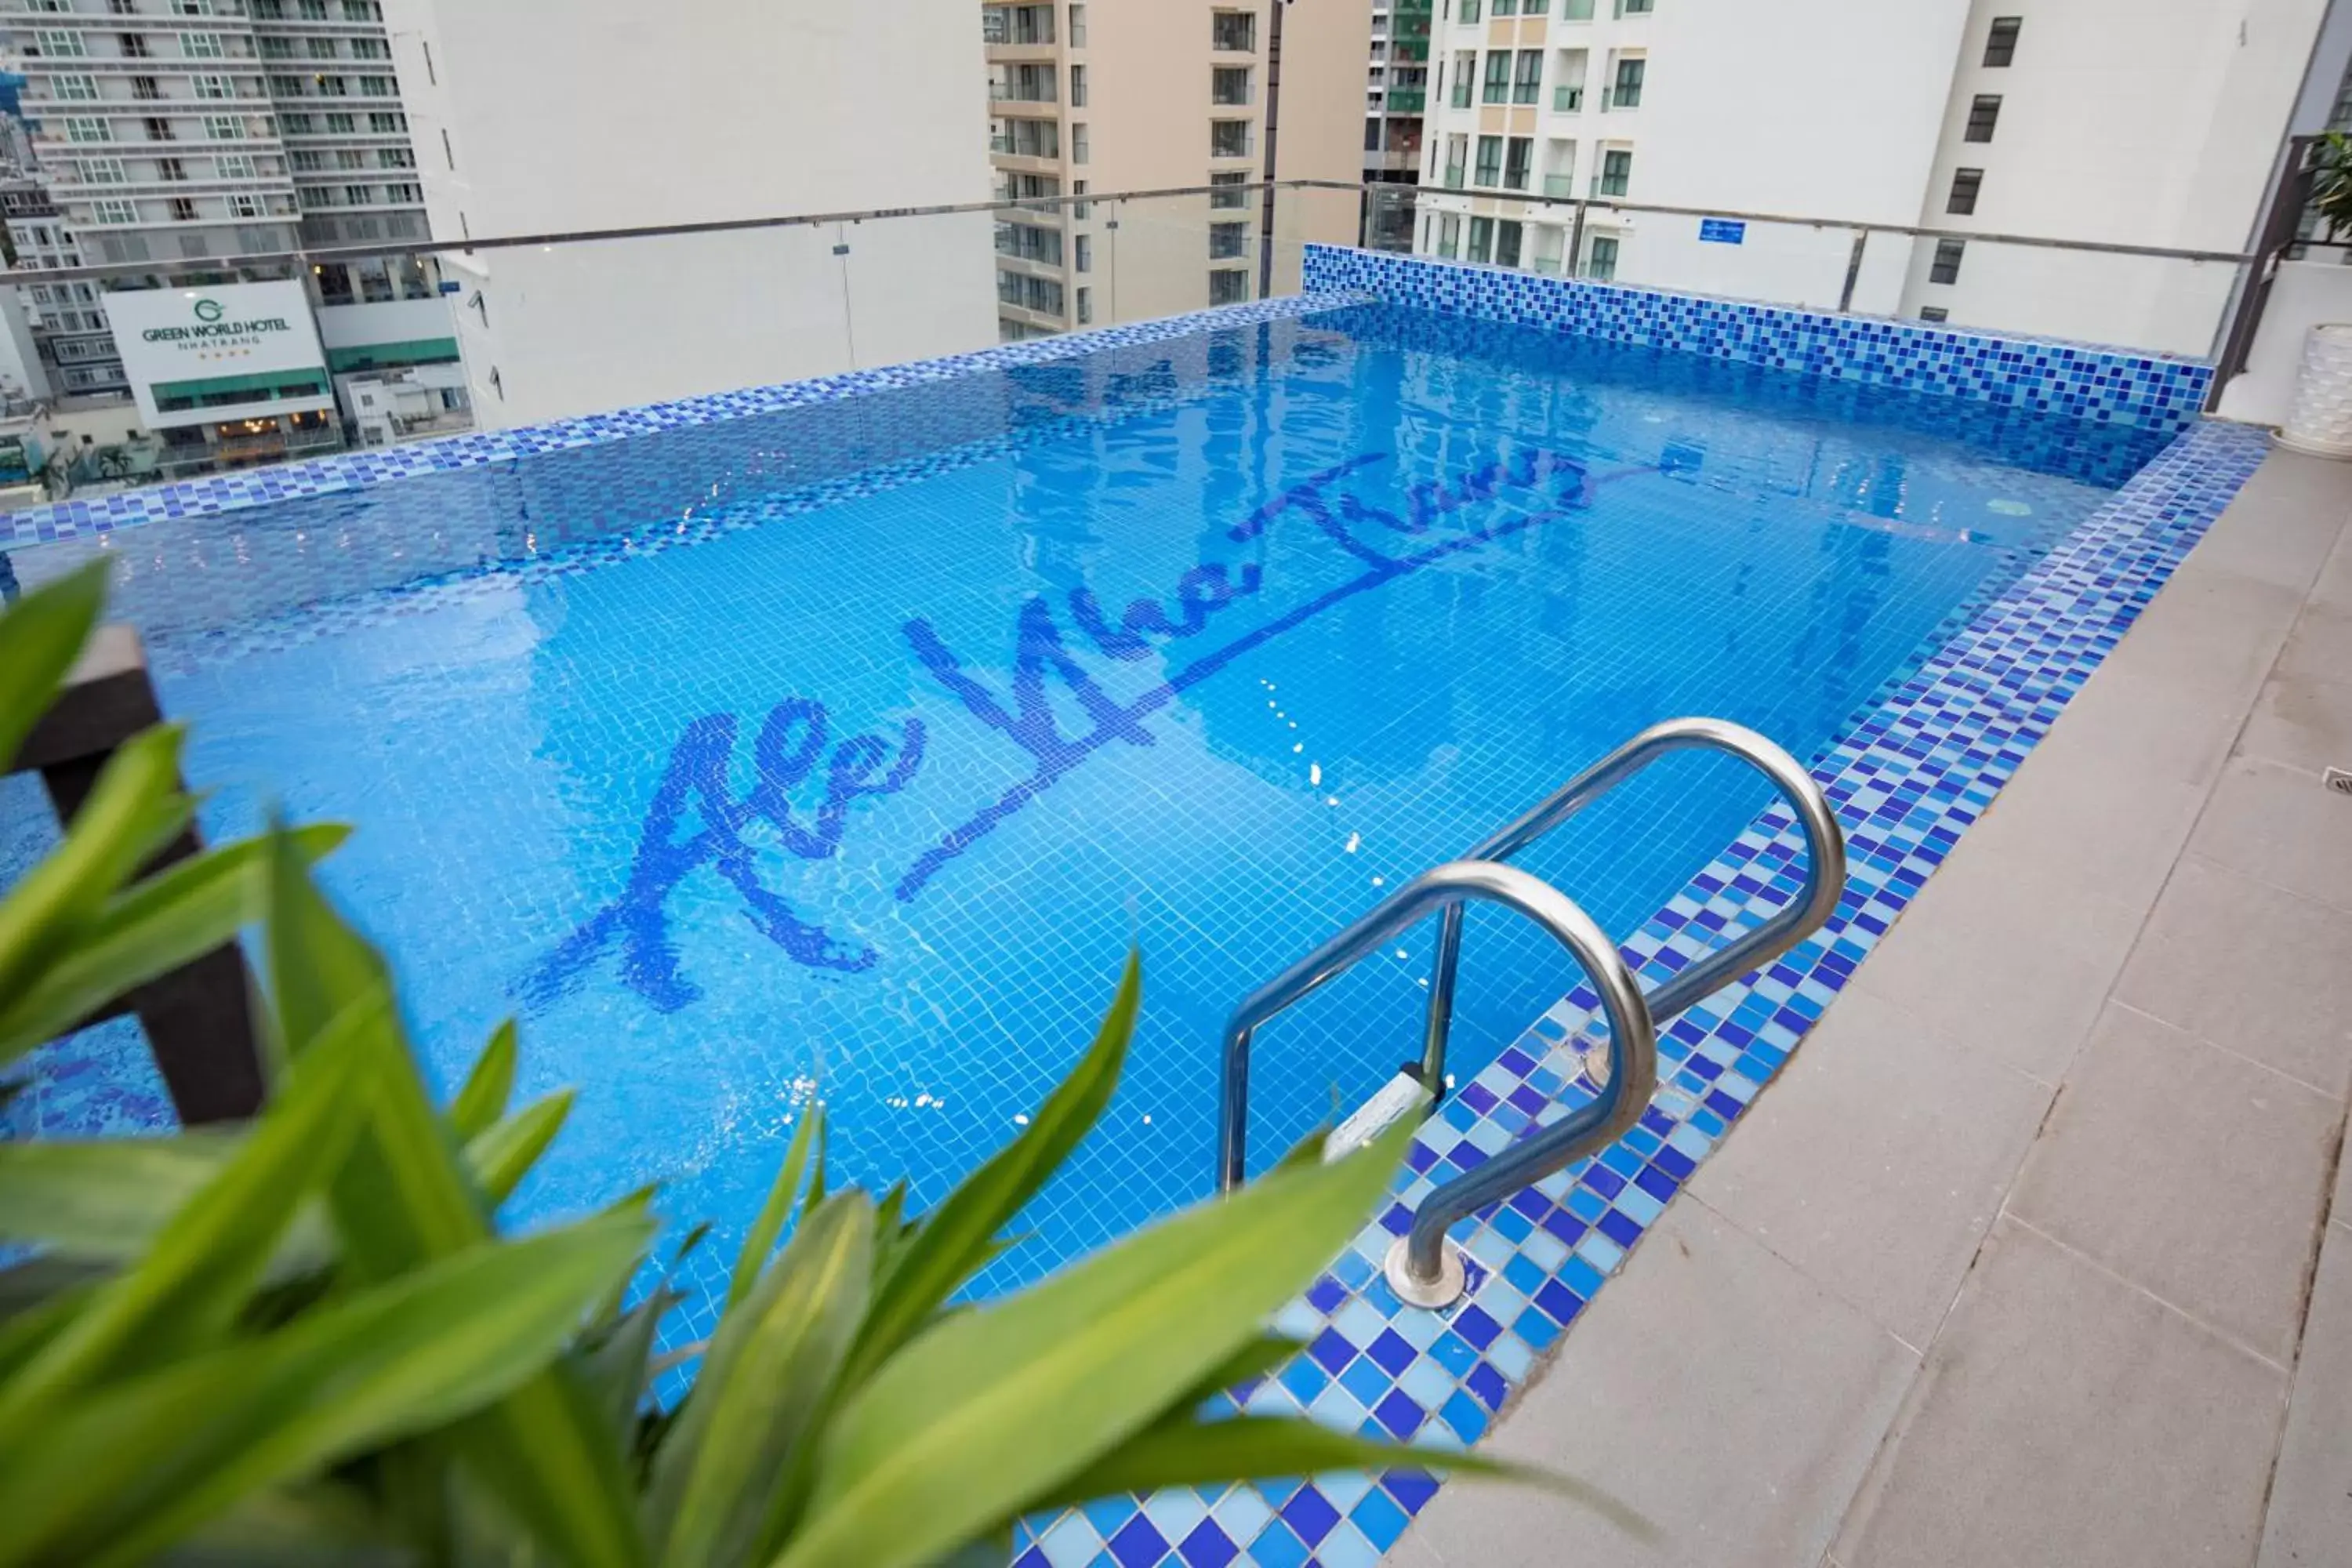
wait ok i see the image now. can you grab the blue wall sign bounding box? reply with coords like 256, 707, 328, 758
1699, 219, 1747, 245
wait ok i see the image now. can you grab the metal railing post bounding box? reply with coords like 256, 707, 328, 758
1567, 199, 1589, 279
1839, 228, 1868, 313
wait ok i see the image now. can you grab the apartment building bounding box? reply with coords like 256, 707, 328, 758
1410, 0, 2329, 356
0, 0, 437, 405
384, 0, 999, 430
984, 0, 1370, 343
1363, 0, 1430, 249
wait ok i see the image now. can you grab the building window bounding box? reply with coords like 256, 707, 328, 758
1586, 234, 1619, 278
1474, 133, 1501, 187
307, 37, 339, 60
211, 151, 252, 178
169, 195, 198, 220
34, 29, 87, 56
344, 0, 381, 17
1070, 64, 1087, 107
180, 31, 225, 57
131, 76, 163, 100
1929, 238, 1965, 284
1513, 49, 1544, 104
1965, 94, 2001, 142
192, 74, 234, 98
1482, 50, 1511, 105
1492, 0, 1516, 14
229, 193, 263, 217
269, 73, 305, 96
1076, 285, 1092, 325
1503, 136, 1532, 191
53, 74, 100, 100
1984, 16, 2020, 67
298, 0, 328, 16
1496, 218, 1523, 267
93, 198, 139, 224
201, 114, 241, 139
1070, 122, 1088, 163
75, 157, 127, 184
343, 183, 374, 205
1613, 56, 1645, 107
1213, 66, 1250, 105
386, 181, 420, 202
1460, 0, 1480, 22
379, 147, 414, 168
1436, 212, 1461, 259
1210, 119, 1250, 158
1209, 170, 1248, 209
1210, 10, 1254, 52
1450, 52, 1474, 108
367, 111, 404, 132
358, 75, 395, 96
157, 155, 187, 180
1947, 167, 1983, 215
1919, 306, 1950, 322
1210, 220, 1249, 259
1068, 2, 1086, 47
64, 117, 111, 143
1599, 147, 1631, 196
1617, 0, 1652, 13
1075, 233, 1091, 271
1468, 215, 1494, 263
1209, 268, 1249, 304
351, 38, 390, 60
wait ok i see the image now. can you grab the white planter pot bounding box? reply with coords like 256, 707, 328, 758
2277, 322, 2352, 458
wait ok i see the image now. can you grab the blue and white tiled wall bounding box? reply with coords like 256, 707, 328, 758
1302, 245, 2214, 433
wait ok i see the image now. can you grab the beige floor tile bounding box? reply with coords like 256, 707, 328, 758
2007, 1004, 2337, 1364
2259, 1219, 2352, 1567
2190, 757, 2352, 917
2239, 670, 2352, 780
2112, 855, 2352, 1098
2096, 563, 2307, 707
2173, 453, 2351, 593
1833, 1220, 2288, 1568
1848, 840, 2144, 1083
1690, 987, 2053, 1348
1394, 1202, 1915, 1568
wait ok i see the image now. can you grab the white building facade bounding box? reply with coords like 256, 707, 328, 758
385, 0, 1002, 430
1411, 0, 2332, 356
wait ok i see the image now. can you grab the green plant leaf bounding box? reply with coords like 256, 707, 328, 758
844, 954, 1138, 1388
0, 1132, 242, 1260
650, 1191, 873, 1568
1166, 1334, 1303, 1416
0, 1207, 654, 1568
775, 1116, 1412, 1568
448, 1020, 518, 1142
0, 559, 107, 774
581, 1287, 681, 1434
464, 1090, 575, 1207
729, 1105, 821, 1312
260, 825, 649, 1568
151, 1483, 412, 1567
1027, 1416, 1650, 1539
0, 723, 193, 1016
0, 989, 376, 1431
0, 825, 349, 1066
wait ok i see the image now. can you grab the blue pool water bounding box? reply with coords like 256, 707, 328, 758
7, 303, 2170, 1313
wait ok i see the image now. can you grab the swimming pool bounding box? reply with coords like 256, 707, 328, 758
9, 296, 2175, 1323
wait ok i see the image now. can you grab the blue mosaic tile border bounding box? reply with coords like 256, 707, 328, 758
1302, 245, 2213, 433
0, 291, 1372, 551
1007, 416, 2270, 1567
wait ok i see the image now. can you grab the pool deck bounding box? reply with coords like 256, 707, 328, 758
1388, 445, 2352, 1567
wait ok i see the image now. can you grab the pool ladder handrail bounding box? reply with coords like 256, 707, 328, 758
1215, 717, 1848, 1308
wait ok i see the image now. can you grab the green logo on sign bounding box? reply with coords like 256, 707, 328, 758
193, 299, 223, 323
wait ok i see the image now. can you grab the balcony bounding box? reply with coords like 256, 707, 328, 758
1443, 162, 1465, 190
1387, 88, 1425, 112
989, 84, 1058, 105
1542, 173, 1575, 198
1393, 39, 1428, 62
1554, 85, 1584, 111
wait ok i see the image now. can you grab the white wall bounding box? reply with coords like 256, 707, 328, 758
382, 0, 998, 430
2216, 258, 2352, 426
1904, 0, 2329, 347
1617, 0, 1972, 307
315, 296, 460, 351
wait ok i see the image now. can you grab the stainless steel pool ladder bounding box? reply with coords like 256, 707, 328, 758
1215, 717, 1847, 1308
